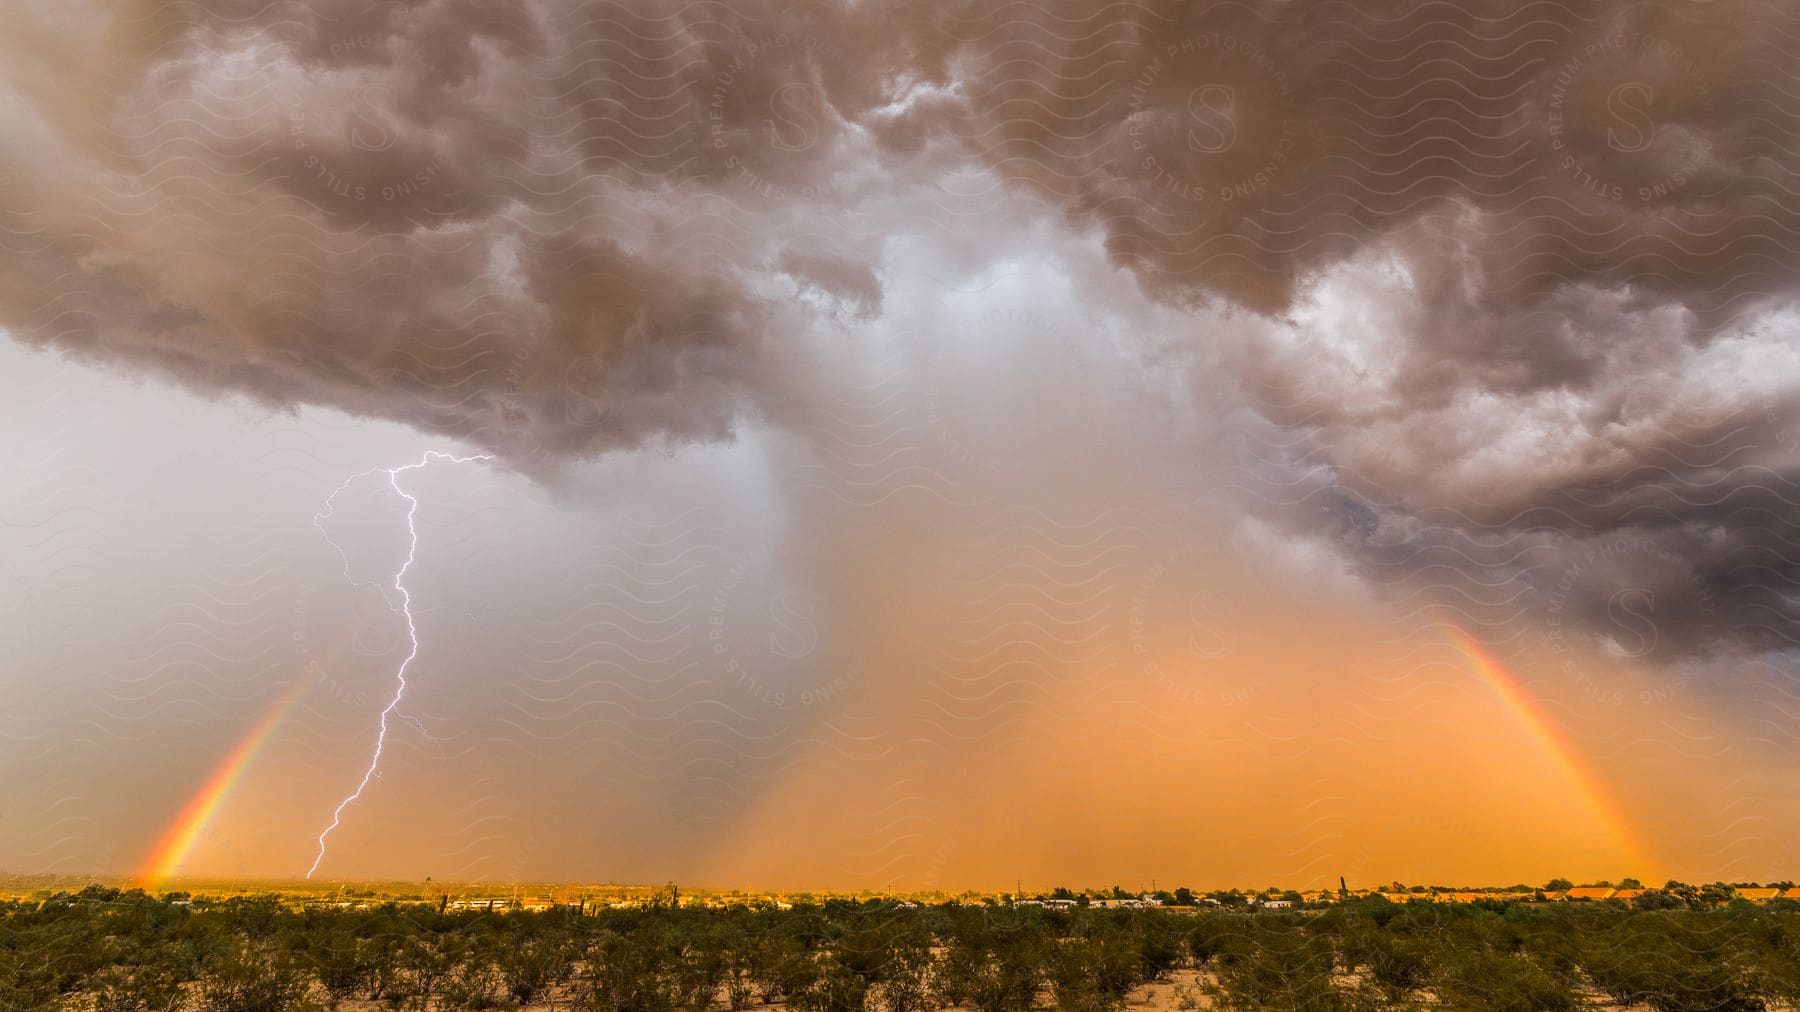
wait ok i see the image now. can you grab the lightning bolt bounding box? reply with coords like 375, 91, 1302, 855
306, 450, 492, 879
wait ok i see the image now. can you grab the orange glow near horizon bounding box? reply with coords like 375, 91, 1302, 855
1441, 623, 1657, 879
130, 619, 1668, 890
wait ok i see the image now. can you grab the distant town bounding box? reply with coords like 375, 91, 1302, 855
5, 874, 1795, 913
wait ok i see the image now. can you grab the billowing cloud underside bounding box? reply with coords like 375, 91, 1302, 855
2, 0, 1796, 657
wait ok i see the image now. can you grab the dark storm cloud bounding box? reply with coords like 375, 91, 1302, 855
856, 0, 1800, 658
884, 0, 1796, 319
0, 0, 872, 466
1272, 415, 1800, 662
1, 0, 1796, 654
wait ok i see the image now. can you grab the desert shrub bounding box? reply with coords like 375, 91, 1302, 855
934, 909, 1046, 1012
497, 933, 573, 1004
869, 932, 935, 1012
438, 945, 510, 1011
87, 961, 187, 1012
193, 938, 315, 1012
1343, 925, 1430, 1001
792, 951, 868, 1012
20, 886, 1800, 1012
1431, 947, 1578, 1011
1207, 920, 1344, 1012
577, 923, 722, 1012
302, 925, 380, 1004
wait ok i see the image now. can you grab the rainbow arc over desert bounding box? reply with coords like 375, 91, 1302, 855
135, 651, 334, 888
1441, 621, 1656, 877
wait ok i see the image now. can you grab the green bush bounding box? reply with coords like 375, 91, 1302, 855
10, 885, 1800, 1011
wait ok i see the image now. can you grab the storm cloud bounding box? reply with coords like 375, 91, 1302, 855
2, 0, 1797, 660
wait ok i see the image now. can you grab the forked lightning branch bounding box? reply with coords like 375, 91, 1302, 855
306, 451, 492, 878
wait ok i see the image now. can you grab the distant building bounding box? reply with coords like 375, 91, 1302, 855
1565, 887, 1615, 901
1091, 897, 1153, 909
447, 897, 510, 911
1737, 887, 1780, 903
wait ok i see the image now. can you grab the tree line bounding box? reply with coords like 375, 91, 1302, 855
6, 884, 1800, 1009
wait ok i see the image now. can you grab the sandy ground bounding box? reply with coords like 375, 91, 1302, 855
316, 968, 1266, 1010
316, 968, 1218, 1010
284, 964, 1664, 1010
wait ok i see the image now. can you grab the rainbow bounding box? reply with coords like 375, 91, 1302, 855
136, 662, 325, 889
1441, 623, 1656, 877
